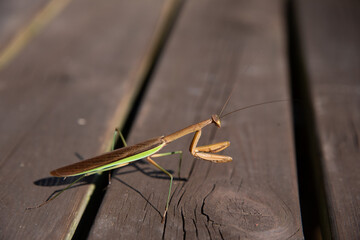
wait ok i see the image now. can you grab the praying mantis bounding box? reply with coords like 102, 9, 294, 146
27, 97, 287, 223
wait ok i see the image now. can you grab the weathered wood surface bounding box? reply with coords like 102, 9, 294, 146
88, 0, 303, 239
0, 0, 169, 239
294, 0, 360, 239
0, 0, 48, 49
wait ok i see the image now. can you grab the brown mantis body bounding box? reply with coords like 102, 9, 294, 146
28, 99, 286, 222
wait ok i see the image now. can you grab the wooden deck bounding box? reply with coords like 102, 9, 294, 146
0, 0, 358, 239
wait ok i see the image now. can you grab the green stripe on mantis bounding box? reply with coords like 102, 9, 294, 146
75, 142, 166, 176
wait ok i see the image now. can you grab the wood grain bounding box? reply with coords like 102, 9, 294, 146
0, 0, 167, 239
88, 0, 303, 239
294, 0, 360, 238
0, 0, 49, 50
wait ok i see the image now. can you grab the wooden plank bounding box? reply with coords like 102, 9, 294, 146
0, 0, 48, 48
0, 0, 169, 239
294, 0, 360, 239
0, 0, 74, 70
89, 0, 303, 239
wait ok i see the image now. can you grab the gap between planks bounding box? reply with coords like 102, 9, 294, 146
71, 0, 185, 239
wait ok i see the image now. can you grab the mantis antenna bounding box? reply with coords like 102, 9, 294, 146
217, 86, 289, 119
220, 99, 290, 119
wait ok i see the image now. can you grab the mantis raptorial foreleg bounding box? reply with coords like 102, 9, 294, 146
190, 130, 232, 163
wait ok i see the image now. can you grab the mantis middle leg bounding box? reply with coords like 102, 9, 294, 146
146, 150, 182, 223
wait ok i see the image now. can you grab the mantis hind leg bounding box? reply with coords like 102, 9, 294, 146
107, 128, 129, 185
26, 174, 88, 210
190, 130, 232, 163
114, 128, 127, 148
26, 129, 127, 210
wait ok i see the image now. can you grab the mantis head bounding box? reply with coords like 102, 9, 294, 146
211, 114, 221, 128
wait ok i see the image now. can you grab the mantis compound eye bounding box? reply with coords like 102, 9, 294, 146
211, 114, 221, 128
